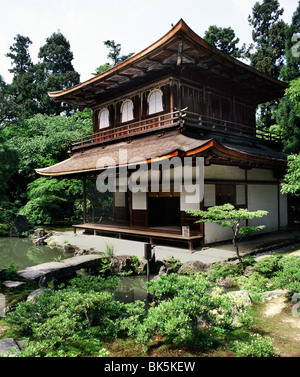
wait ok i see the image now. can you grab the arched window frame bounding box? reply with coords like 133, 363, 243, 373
148, 89, 163, 115
121, 99, 134, 123
98, 108, 110, 129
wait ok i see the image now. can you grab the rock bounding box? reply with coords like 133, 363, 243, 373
2, 280, 26, 288
17, 254, 103, 284
27, 288, 49, 303
110, 255, 133, 274
34, 228, 46, 238
0, 338, 21, 356
216, 276, 237, 288
63, 244, 77, 253
178, 260, 210, 274
244, 265, 255, 277
9, 215, 31, 237
261, 289, 289, 301
228, 290, 252, 306
33, 232, 53, 246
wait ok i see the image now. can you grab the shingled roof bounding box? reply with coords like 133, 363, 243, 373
48, 19, 288, 108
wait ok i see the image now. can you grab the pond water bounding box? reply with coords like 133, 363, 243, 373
115, 275, 156, 304
0, 237, 70, 270
0, 237, 154, 304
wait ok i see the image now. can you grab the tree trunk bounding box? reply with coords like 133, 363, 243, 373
232, 223, 244, 271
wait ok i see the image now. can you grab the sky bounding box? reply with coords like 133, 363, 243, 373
0, 0, 298, 84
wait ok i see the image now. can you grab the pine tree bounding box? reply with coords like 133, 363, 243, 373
93, 40, 134, 75
5, 35, 37, 120
248, 0, 288, 79
204, 25, 246, 58
248, 0, 288, 132
280, 2, 300, 82
35, 31, 80, 115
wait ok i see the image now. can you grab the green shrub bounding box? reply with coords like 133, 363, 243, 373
272, 256, 300, 294
128, 275, 250, 349
5, 275, 124, 356
207, 263, 242, 282
238, 272, 272, 296
233, 333, 279, 357
254, 255, 282, 277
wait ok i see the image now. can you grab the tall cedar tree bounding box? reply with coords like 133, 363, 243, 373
34, 31, 80, 115
5, 35, 37, 121
204, 25, 246, 58
93, 40, 134, 75
280, 2, 300, 82
248, 0, 288, 132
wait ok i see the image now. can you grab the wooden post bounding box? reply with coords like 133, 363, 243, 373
83, 178, 87, 224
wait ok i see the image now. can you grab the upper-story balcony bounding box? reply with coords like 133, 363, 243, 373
70, 109, 282, 152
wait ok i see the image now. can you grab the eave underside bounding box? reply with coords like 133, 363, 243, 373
49, 20, 288, 108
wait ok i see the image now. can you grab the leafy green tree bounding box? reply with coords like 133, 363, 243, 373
272, 77, 300, 154
187, 204, 268, 270
281, 154, 300, 196
19, 177, 83, 224
0, 74, 17, 126
204, 25, 246, 58
2, 110, 92, 201
0, 134, 18, 201
34, 31, 80, 115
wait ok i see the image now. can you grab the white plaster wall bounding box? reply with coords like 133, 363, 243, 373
132, 191, 147, 210
248, 184, 278, 232
114, 191, 126, 207
247, 168, 276, 181
180, 184, 201, 211
204, 184, 215, 207
204, 165, 244, 180
204, 223, 234, 244
280, 190, 288, 227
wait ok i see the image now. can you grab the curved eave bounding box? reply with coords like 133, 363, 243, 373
35, 135, 286, 179
48, 19, 288, 108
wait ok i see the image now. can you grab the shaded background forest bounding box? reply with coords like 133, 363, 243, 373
0, 0, 299, 234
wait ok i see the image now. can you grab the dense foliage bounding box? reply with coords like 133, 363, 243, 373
3, 251, 298, 357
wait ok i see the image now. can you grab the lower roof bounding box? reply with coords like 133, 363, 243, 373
35, 130, 287, 178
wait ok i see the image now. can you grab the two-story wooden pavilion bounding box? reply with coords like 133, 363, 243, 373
36, 20, 289, 250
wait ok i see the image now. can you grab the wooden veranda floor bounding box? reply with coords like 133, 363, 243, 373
73, 223, 203, 251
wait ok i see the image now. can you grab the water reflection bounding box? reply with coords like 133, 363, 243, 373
115, 274, 156, 304
0, 237, 69, 270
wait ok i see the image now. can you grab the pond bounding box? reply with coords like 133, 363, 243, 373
115, 274, 156, 304
0, 237, 70, 270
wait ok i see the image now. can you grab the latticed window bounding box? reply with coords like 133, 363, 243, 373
99, 108, 110, 129
121, 100, 134, 122
148, 89, 163, 115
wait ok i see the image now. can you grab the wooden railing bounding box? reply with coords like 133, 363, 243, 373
70, 109, 282, 150
71, 111, 181, 150
184, 111, 282, 143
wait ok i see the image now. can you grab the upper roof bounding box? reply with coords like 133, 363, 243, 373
49, 19, 288, 108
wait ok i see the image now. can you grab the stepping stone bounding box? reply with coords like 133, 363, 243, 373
2, 280, 26, 288
0, 338, 20, 356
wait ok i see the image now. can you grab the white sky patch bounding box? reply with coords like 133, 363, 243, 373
0, 0, 298, 84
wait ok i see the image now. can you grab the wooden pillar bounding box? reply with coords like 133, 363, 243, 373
83, 178, 87, 224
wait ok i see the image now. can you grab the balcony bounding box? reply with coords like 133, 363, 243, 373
70, 109, 281, 151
